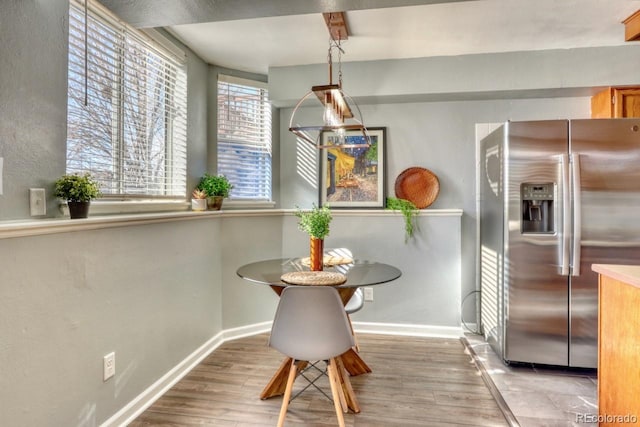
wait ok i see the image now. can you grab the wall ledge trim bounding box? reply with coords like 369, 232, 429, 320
0, 209, 462, 239
282, 208, 463, 217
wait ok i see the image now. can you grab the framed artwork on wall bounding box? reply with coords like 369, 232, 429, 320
319, 127, 386, 208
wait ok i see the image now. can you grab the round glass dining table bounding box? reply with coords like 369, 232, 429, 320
236, 257, 401, 413
236, 257, 402, 289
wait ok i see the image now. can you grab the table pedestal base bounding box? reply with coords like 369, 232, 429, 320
260, 348, 370, 413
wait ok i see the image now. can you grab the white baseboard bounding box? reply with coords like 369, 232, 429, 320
101, 320, 461, 426
352, 321, 464, 338
461, 322, 480, 334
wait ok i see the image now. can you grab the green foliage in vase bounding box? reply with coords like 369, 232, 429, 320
386, 197, 419, 242
197, 173, 233, 198
295, 204, 332, 240
54, 173, 101, 202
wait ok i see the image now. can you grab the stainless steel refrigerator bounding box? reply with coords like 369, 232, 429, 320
479, 119, 640, 368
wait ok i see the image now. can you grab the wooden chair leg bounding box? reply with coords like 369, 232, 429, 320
327, 358, 346, 427
329, 359, 348, 413
336, 356, 360, 413
277, 359, 298, 427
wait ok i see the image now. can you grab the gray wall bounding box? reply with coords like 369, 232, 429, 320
0, 219, 224, 426
0, 0, 68, 219
2, 0, 640, 425
277, 97, 591, 323
218, 211, 463, 330
282, 212, 463, 326
0, 1, 215, 426
270, 45, 640, 323
0, 2, 209, 220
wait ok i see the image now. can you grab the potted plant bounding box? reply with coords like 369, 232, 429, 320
54, 173, 101, 219
197, 173, 233, 210
191, 188, 207, 211
386, 197, 419, 242
295, 204, 332, 271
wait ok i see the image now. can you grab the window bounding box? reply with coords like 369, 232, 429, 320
66, 0, 187, 198
217, 75, 272, 201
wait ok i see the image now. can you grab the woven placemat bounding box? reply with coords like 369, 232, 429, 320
300, 255, 354, 267
281, 271, 347, 286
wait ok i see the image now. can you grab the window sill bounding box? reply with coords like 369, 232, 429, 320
223, 200, 276, 209
57, 199, 276, 216
59, 199, 191, 216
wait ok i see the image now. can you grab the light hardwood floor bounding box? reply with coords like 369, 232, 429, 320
130, 333, 508, 426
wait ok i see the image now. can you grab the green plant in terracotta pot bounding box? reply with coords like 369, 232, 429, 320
295, 204, 332, 271
197, 173, 233, 210
54, 173, 101, 219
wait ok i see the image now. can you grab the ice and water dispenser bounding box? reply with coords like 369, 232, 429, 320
521, 183, 555, 234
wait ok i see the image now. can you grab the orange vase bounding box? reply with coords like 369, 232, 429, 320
309, 237, 324, 271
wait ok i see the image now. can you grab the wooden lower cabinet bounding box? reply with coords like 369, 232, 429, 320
594, 265, 640, 426
591, 87, 640, 118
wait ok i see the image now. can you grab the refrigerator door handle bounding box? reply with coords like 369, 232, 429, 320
561, 153, 570, 276
571, 153, 582, 277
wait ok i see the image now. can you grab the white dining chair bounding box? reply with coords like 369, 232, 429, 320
326, 248, 364, 351
344, 286, 364, 351
269, 285, 355, 427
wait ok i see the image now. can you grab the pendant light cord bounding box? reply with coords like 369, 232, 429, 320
327, 38, 345, 88
84, 0, 89, 106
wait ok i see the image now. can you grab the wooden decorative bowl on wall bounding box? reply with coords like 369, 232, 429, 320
394, 167, 440, 208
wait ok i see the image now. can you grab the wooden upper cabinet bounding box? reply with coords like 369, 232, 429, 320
591, 86, 640, 118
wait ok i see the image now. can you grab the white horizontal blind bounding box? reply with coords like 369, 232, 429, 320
67, 0, 187, 198
217, 75, 272, 200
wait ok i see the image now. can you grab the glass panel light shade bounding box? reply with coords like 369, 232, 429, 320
289, 86, 370, 149
289, 39, 370, 149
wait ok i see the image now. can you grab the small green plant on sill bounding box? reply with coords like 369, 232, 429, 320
386, 197, 419, 243
54, 173, 101, 202
191, 188, 207, 199
295, 204, 332, 240
197, 173, 233, 198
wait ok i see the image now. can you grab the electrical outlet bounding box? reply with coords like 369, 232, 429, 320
103, 352, 115, 381
364, 287, 374, 302
29, 188, 46, 216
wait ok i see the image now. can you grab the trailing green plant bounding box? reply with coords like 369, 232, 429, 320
295, 204, 332, 240
386, 197, 419, 242
197, 173, 233, 198
54, 173, 101, 202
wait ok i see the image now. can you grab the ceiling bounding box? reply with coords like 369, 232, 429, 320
104, 0, 640, 75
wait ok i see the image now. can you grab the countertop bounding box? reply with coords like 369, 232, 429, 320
592, 264, 640, 289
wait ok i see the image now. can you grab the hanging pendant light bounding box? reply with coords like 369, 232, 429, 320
289, 29, 370, 149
